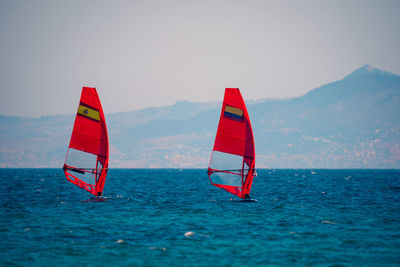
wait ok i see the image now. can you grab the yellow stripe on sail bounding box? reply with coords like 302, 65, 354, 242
77, 105, 100, 121
224, 105, 243, 116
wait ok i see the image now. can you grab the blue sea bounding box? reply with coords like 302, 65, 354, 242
1, 169, 399, 266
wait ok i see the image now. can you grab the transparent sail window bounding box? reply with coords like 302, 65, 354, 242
243, 161, 250, 177
210, 151, 243, 172
65, 148, 98, 185
96, 161, 103, 183
209, 151, 243, 187
210, 172, 242, 187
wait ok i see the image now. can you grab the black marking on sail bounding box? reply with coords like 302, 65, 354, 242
69, 167, 85, 174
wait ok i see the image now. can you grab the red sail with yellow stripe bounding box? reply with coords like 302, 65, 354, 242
208, 88, 255, 199
63, 87, 109, 196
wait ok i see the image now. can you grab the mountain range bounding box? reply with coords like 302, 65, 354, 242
1, 64, 399, 168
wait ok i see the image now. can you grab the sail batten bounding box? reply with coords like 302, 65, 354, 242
208, 88, 255, 199
63, 87, 109, 196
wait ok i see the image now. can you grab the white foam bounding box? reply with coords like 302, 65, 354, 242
184, 231, 195, 237
321, 220, 336, 225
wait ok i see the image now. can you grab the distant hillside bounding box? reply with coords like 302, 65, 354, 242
1, 65, 399, 168
250, 65, 400, 168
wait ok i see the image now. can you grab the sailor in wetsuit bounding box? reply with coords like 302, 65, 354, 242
243, 169, 257, 200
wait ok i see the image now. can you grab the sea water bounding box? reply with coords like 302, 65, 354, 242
0, 169, 399, 266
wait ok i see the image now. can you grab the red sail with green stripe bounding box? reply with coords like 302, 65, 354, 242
63, 87, 109, 196
208, 88, 255, 199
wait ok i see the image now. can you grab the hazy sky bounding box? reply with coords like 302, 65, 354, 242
1, 0, 399, 117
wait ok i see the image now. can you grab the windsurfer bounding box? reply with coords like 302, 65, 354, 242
207, 88, 256, 200
63, 87, 109, 196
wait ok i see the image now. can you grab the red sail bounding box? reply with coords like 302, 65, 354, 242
63, 87, 109, 196
208, 88, 255, 199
